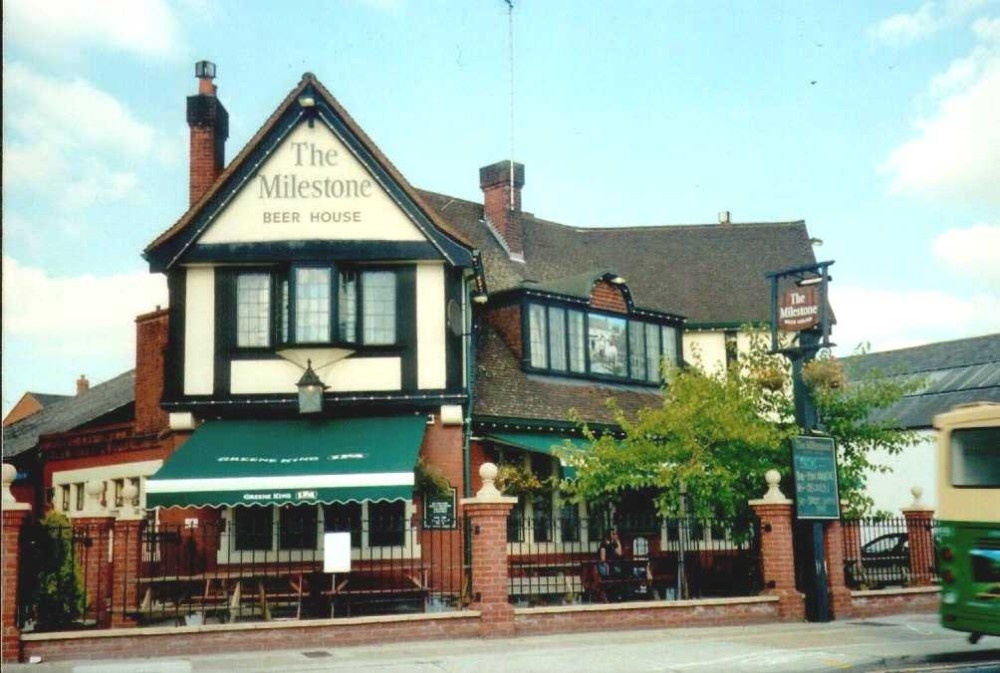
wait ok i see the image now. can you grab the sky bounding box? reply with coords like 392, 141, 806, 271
2, 0, 999, 416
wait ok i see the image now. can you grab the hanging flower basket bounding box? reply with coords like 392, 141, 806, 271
496, 463, 546, 496
803, 358, 846, 391
755, 365, 787, 392
414, 458, 452, 498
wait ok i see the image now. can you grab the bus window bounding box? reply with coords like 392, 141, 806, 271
950, 428, 1000, 487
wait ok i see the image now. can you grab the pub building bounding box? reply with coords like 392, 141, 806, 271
17, 62, 820, 616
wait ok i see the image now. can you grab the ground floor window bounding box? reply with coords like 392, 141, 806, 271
234, 506, 273, 551
279, 504, 318, 550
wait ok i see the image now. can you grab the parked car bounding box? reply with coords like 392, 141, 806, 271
845, 532, 911, 589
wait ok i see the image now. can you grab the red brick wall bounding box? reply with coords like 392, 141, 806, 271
189, 126, 220, 205
2, 509, 30, 663
21, 614, 482, 662
750, 502, 804, 621
135, 309, 169, 436
417, 421, 465, 593
466, 501, 516, 637
589, 280, 627, 313
486, 305, 522, 359
849, 588, 939, 619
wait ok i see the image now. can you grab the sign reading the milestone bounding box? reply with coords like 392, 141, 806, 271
778, 286, 820, 331
256, 140, 374, 224
424, 489, 457, 529
791, 436, 840, 520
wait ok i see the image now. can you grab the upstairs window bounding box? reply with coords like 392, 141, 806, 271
236, 273, 272, 347
526, 301, 680, 384
233, 266, 398, 349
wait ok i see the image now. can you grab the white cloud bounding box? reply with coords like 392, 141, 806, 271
4, 0, 183, 61
881, 47, 1000, 203
2, 64, 171, 210
932, 223, 1000, 287
870, 3, 940, 46
2, 257, 167, 338
831, 285, 1000, 354
973, 15, 1000, 40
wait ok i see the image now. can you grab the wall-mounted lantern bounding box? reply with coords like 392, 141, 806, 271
296, 359, 327, 414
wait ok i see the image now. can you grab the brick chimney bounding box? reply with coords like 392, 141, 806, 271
480, 160, 525, 260
134, 308, 170, 436
76, 375, 90, 396
187, 60, 229, 205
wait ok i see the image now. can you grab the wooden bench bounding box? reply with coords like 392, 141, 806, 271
326, 566, 430, 616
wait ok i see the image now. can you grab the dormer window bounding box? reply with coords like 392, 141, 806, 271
525, 300, 680, 384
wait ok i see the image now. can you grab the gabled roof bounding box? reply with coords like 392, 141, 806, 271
842, 333, 1000, 429
2, 371, 136, 459
418, 190, 817, 325
29, 392, 72, 407
145, 73, 473, 271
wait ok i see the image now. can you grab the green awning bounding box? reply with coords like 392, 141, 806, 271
146, 416, 426, 508
483, 432, 591, 478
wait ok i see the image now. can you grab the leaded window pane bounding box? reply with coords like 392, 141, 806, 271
295, 268, 331, 342
339, 270, 358, 343
529, 304, 548, 368
588, 314, 626, 376
362, 271, 396, 344
548, 307, 567, 371
646, 323, 661, 383
629, 321, 646, 380
567, 310, 586, 372
236, 273, 271, 347
280, 280, 289, 344
662, 326, 678, 368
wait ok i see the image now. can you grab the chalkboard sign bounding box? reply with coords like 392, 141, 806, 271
792, 436, 840, 520
424, 489, 456, 529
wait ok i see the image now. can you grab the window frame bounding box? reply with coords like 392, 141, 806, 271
521, 298, 681, 386
232, 264, 402, 351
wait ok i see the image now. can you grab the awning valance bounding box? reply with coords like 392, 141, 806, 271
146, 416, 426, 508
482, 432, 591, 478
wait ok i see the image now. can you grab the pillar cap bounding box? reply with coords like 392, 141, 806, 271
2, 462, 30, 511
461, 462, 517, 506
749, 469, 792, 506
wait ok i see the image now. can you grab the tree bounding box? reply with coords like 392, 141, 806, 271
25, 511, 86, 630
566, 332, 920, 519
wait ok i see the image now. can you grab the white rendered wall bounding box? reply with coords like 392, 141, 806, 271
416, 263, 447, 389
184, 267, 215, 395
230, 356, 402, 394
864, 430, 938, 514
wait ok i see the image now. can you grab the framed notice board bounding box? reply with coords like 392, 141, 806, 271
424, 488, 457, 529
792, 436, 840, 520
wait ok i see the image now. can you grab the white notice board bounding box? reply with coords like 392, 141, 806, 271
323, 532, 352, 573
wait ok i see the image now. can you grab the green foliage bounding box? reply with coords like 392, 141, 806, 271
27, 511, 86, 630
569, 331, 920, 519
414, 457, 452, 498
496, 462, 548, 496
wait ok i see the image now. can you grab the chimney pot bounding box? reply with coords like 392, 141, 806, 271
718, 211, 731, 224
480, 160, 525, 259
76, 375, 90, 396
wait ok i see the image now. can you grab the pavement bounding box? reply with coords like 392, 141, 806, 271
8, 613, 1000, 673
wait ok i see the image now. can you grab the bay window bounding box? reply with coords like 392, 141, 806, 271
525, 301, 680, 384
233, 266, 398, 349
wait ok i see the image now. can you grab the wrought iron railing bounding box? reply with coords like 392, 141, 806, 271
841, 517, 938, 590
506, 514, 762, 606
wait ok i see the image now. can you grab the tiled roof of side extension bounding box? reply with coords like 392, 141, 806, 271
2, 370, 136, 459
145, 73, 471, 259
27, 393, 72, 407
418, 190, 818, 325
841, 333, 1000, 429
474, 326, 663, 425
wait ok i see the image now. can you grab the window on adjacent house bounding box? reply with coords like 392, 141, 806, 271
60, 485, 70, 512
234, 506, 273, 551
567, 310, 586, 373
645, 323, 661, 383
338, 270, 358, 344
74, 482, 85, 511
629, 321, 646, 381
529, 304, 548, 368
279, 504, 318, 550
548, 307, 567, 371
294, 268, 332, 343
236, 273, 271, 347
588, 314, 627, 377
724, 330, 738, 369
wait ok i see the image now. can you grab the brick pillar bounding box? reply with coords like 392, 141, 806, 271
2, 463, 32, 663
749, 470, 805, 622
823, 520, 853, 619
71, 480, 114, 627
903, 487, 936, 587
111, 482, 144, 628
461, 463, 517, 638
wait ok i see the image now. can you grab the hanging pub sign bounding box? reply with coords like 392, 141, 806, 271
424, 488, 457, 529
791, 436, 840, 520
778, 286, 820, 331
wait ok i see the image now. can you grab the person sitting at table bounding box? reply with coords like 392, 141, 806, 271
598, 528, 623, 578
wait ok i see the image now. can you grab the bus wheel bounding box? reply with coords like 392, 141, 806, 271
969, 633, 982, 645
